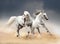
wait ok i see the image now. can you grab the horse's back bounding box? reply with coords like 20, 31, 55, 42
16, 16, 24, 26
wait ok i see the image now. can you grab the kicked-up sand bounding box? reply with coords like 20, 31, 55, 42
0, 21, 60, 44
0, 28, 60, 44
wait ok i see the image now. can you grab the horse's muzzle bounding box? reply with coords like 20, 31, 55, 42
46, 18, 48, 20
44, 15, 48, 20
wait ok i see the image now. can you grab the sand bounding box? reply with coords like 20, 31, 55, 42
0, 28, 60, 44
0, 22, 60, 44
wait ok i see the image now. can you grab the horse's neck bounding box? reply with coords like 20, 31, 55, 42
35, 14, 43, 21
27, 16, 32, 21
26, 16, 33, 23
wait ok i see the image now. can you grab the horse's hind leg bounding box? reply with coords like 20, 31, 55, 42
17, 25, 20, 37
17, 28, 20, 37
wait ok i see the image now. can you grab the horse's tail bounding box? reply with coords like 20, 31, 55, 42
6, 16, 16, 26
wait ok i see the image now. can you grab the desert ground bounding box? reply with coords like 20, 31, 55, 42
0, 21, 60, 44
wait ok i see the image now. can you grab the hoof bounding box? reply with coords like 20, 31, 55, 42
50, 34, 53, 36
39, 33, 41, 35
47, 30, 49, 32
17, 35, 19, 37
26, 35, 29, 38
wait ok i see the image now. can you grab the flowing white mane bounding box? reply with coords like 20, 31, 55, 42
24, 11, 34, 21
24, 11, 30, 16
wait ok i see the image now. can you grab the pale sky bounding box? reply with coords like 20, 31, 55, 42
0, 0, 60, 25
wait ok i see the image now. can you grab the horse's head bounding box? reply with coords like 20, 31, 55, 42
35, 10, 48, 20
36, 10, 48, 20
23, 11, 31, 22
43, 13, 48, 20
24, 11, 30, 18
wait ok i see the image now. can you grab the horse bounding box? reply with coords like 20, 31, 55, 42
24, 10, 52, 35
6, 11, 31, 37
23, 11, 34, 36
31, 10, 52, 35
23, 11, 33, 28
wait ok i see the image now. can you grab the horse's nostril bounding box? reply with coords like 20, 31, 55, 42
23, 24, 24, 25
28, 31, 30, 34
47, 19, 48, 20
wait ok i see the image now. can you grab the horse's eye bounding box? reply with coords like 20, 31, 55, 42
27, 14, 29, 16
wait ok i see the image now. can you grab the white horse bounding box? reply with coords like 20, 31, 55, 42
31, 10, 52, 35
6, 11, 31, 37
20, 10, 52, 36
23, 11, 33, 27
23, 11, 34, 36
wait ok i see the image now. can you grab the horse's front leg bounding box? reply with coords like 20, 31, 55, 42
31, 27, 35, 34
25, 23, 32, 37
17, 24, 23, 37
42, 24, 52, 35
36, 27, 40, 34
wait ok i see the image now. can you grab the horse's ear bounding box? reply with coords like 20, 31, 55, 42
43, 13, 47, 15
